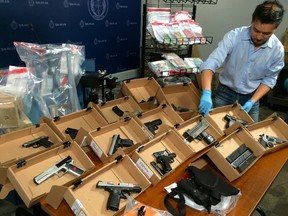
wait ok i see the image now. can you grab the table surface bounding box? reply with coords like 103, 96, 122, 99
40, 146, 288, 216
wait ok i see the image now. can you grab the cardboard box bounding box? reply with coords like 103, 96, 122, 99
120, 77, 161, 111
157, 83, 200, 121
86, 117, 150, 163
246, 115, 288, 155
208, 102, 254, 135
41, 107, 108, 142
0, 123, 63, 185
136, 103, 184, 139
91, 96, 143, 124
2, 141, 95, 207
174, 115, 223, 153
46, 155, 151, 216
207, 127, 263, 182
131, 129, 194, 185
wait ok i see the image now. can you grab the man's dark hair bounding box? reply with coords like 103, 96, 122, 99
252, 0, 285, 27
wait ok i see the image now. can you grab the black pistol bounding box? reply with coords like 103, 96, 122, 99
224, 114, 248, 129
150, 150, 176, 176
22, 136, 53, 148
144, 119, 162, 135
96, 181, 142, 211
107, 134, 134, 156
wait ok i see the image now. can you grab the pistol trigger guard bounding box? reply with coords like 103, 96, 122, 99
120, 192, 128, 199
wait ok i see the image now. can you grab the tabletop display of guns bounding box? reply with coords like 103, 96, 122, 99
96, 181, 142, 211
33, 155, 84, 185
183, 119, 215, 145
258, 134, 288, 148
150, 149, 176, 176
224, 114, 248, 129
22, 136, 53, 148
107, 134, 134, 156
144, 119, 162, 135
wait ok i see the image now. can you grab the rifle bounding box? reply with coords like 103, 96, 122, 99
107, 134, 134, 156
183, 119, 215, 145
22, 136, 53, 148
224, 114, 248, 129
33, 155, 84, 185
96, 181, 141, 211
150, 150, 176, 176
258, 134, 287, 148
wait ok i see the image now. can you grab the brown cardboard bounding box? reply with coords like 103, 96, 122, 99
207, 128, 263, 182
41, 107, 108, 141
246, 116, 288, 154
91, 96, 143, 124
208, 102, 254, 135
120, 77, 161, 111
86, 117, 150, 163
175, 115, 223, 152
5, 141, 95, 207
136, 103, 184, 138
131, 129, 194, 185
0, 123, 63, 185
157, 83, 200, 121
46, 155, 151, 216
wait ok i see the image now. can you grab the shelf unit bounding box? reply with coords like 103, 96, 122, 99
141, 0, 218, 77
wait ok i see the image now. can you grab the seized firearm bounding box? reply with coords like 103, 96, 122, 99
65, 127, 79, 139
33, 155, 84, 185
144, 119, 162, 135
183, 119, 215, 145
171, 103, 191, 113
96, 181, 142, 211
258, 134, 287, 148
107, 134, 134, 156
22, 136, 53, 148
150, 150, 176, 176
224, 114, 248, 129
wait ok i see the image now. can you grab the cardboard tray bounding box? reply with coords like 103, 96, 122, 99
207, 127, 263, 182
91, 96, 143, 124
131, 129, 194, 185
46, 155, 151, 216
86, 117, 150, 163
41, 107, 108, 141
3, 141, 95, 207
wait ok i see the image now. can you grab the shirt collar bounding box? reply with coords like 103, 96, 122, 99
243, 26, 273, 49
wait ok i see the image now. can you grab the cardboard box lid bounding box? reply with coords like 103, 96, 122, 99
5, 140, 95, 207
46, 155, 151, 215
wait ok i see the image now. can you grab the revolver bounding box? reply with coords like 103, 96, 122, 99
258, 134, 287, 148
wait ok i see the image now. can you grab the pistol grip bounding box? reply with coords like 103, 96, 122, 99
107, 189, 121, 211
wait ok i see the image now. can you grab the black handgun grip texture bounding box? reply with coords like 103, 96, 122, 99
106, 189, 121, 211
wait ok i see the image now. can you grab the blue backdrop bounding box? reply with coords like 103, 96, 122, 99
0, 0, 141, 73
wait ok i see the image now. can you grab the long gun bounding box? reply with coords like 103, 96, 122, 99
224, 114, 248, 129
107, 134, 134, 156
22, 136, 53, 148
183, 119, 215, 145
150, 150, 176, 176
96, 181, 142, 211
258, 134, 287, 148
33, 155, 84, 185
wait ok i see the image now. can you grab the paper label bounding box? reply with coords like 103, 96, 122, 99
90, 140, 103, 157
71, 199, 87, 216
136, 158, 153, 179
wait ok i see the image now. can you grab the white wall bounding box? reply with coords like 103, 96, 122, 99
195, 0, 288, 60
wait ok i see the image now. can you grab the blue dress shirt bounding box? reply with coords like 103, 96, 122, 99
200, 25, 285, 94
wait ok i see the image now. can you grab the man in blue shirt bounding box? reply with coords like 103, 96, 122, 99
198, 0, 285, 122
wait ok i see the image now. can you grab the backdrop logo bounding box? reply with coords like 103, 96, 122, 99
28, 0, 34, 6
88, 0, 108, 21
10, 21, 18, 30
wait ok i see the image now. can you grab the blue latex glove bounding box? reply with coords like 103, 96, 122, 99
241, 100, 254, 113
198, 90, 212, 117
284, 78, 288, 92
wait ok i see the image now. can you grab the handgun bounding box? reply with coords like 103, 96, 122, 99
144, 119, 162, 135
150, 150, 176, 176
65, 127, 79, 139
224, 114, 248, 129
258, 134, 287, 148
96, 181, 142, 211
33, 155, 84, 185
107, 134, 134, 156
22, 136, 53, 148
183, 119, 215, 145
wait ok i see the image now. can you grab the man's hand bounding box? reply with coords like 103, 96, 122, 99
241, 100, 254, 113
198, 90, 212, 117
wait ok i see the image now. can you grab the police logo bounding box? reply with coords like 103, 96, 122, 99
88, 0, 108, 21
49, 20, 55, 29
10, 21, 18, 30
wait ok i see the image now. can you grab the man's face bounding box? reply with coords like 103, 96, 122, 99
250, 19, 277, 47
